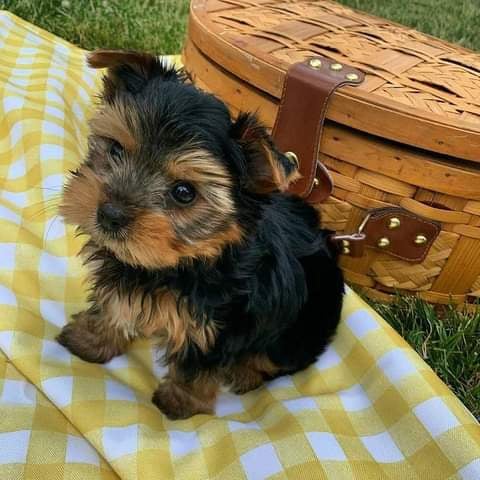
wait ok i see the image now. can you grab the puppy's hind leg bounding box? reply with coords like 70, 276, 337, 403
152, 365, 219, 420
225, 354, 280, 395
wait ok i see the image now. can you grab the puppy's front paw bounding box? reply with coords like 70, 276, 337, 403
56, 311, 121, 364
152, 380, 213, 420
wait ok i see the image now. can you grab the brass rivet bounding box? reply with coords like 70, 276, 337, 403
377, 237, 390, 248
346, 72, 359, 81
284, 151, 299, 168
343, 247, 351, 255
313, 177, 320, 187
309, 58, 322, 69
342, 239, 350, 247
414, 234, 428, 245
388, 217, 401, 229
331, 63, 343, 71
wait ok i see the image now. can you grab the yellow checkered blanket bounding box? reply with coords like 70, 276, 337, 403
0, 10, 479, 480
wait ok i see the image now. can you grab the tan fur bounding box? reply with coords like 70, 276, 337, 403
58, 50, 303, 420
56, 308, 131, 364
59, 165, 105, 228
148, 291, 190, 352
176, 222, 243, 263
247, 354, 280, 376
126, 289, 216, 354
88, 49, 157, 77
166, 149, 233, 187
152, 367, 219, 419
187, 319, 218, 355
236, 116, 301, 193
77, 242, 218, 356
96, 289, 186, 351
102, 292, 148, 340
58, 283, 218, 366
62, 165, 244, 267
89, 104, 138, 151
69, 202, 243, 271
166, 148, 237, 234
123, 211, 243, 269
254, 141, 301, 193
87, 50, 161, 102
225, 354, 280, 394
60, 136, 243, 270
122, 211, 179, 268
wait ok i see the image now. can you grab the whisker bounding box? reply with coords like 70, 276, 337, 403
28, 204, 58, 215
43, 214, 60, 248
28, 194, 63, 208
28, 196, 61, 207
27, 199, 62, 220
32, 187, 63, 192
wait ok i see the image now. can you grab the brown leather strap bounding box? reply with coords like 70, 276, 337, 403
330, 207, 441, 262
272, 57, 364, 203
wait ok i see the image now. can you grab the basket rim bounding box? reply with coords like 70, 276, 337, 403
188, 0, 480, 163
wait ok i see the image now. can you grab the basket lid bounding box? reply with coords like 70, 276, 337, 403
189, 0, 480, 163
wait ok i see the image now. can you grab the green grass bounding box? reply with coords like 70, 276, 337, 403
2, 0, 480, 52
0, 0, 478, 418
338, 0, 480, 50
0, 0, 190, 53
371, 296, 479, 419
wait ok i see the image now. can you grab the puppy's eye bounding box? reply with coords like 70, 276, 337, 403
109, 140, 124, 159
170, 182, 196, 205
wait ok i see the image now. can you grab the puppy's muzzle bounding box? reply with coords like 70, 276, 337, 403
97, 202, 129, 233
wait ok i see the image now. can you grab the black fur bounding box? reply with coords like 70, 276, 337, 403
87, 195, 343, 381
63, 51, 344, 398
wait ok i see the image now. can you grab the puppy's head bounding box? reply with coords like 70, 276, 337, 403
60, 50, 298, 269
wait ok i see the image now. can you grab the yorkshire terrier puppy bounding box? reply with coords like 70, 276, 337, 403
57, 50, 344, 419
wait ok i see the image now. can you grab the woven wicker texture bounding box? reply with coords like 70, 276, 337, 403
185, 0, 480, 306
368, 232, 458, 292
315, 196, 352, 231
320, 145, 480, 302
471, 276, 480, 298
190, 0, 480, 162
205, 0, 480, 126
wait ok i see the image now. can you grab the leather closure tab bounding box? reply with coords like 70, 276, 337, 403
361, 207, 440, 262
332, 207, 441, 262
272, 57, 364, 203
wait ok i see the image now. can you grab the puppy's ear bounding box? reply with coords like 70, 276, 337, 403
231, 112, 300, 193
87, 49, 184, 101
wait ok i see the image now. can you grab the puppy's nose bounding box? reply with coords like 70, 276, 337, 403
97, 202, 129, 232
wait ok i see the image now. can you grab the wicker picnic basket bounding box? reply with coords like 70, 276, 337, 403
183, 0, 480, 307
